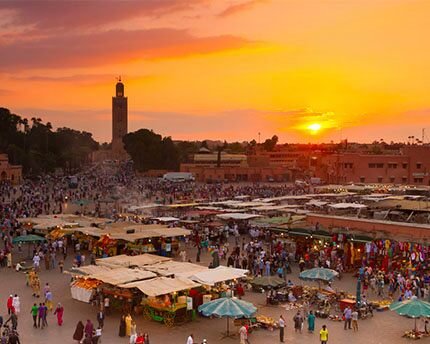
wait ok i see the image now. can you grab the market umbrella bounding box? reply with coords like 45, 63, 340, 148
72, 199, 91, 206
12, 234, 46, 244
356, 278, 361, 305
299, 268, 339, 289
251, 276, 286, 289
198, 297, 257, 338
390, 296, 430, 332
12, 234, 46, 258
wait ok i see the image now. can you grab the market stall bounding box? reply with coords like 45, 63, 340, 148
121, 277, 200, 327
96, 253, 171, 268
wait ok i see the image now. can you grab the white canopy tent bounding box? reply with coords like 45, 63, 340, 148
96, 253, 171, 268
87, 267, 156, 286
217, 213, 261, 220
120, 277, 200, 296
190, 266, 248, 286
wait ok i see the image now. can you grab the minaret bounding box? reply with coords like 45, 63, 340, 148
112, 77, 128, 159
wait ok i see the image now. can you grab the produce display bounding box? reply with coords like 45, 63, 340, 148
72, 278, 102, 290
256, 315, 278, 329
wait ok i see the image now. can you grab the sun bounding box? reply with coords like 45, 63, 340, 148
308, 123, 322, 134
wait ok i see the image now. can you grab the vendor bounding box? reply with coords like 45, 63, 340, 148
288, 291, 297, 303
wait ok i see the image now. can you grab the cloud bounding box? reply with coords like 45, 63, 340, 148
0, 29, 251, 70
10, 73, 155, 84
218, 0, 267, 17
0, 1, 204, 30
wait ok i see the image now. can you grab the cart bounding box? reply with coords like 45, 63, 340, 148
143, 302, 194, 327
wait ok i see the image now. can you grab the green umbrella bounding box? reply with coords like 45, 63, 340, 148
12, 234, 46, 244
198, 297, 257, 338
390, 296, 430, 332
299, 268, 339, 289
72, 199, 91, 206
251, 275, 286, 289
299, 268, 338, 282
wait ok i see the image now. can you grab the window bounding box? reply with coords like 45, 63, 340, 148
414, 177, 423, 183
344, 163, 353, 168
369, 163, 384, 168
402, 163, 408, 169
360, 177, 365, 183
388, 163, 397, 169
416, 163, 422, 169
390, 177, 395, 183
402, 177, 407, 183
377, 177, 383, 183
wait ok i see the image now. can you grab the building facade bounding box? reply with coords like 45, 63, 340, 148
317, 145, 430, 185
0, 154, 22, 185
180, 150, 291, 182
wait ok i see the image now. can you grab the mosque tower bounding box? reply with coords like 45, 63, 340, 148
111, 77, 128, 159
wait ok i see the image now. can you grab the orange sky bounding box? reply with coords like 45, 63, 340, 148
1, 0, 430, 143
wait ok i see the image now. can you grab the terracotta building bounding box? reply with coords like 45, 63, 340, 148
316, 145, 430, 185
180, 149, 291, 182
0, 153, 22, 184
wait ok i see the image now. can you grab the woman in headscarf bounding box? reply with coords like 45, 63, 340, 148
85, 319, 94, 340
54, 303, 64, 326
125, 314, 133, 336
119, 315, 126, 337
73, 321, 84, 342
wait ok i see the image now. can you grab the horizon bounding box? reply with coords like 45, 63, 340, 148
1, 1, 430, 144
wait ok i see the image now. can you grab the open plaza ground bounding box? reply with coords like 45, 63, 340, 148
0, 236, 424, 344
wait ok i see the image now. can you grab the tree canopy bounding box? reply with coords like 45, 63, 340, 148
0, 107, 99, 174
123, 129, 179, 171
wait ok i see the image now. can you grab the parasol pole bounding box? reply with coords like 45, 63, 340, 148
414, 318, 417, 333
227, 316, 229, 336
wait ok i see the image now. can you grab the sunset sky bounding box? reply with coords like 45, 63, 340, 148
1, 0, 430, 144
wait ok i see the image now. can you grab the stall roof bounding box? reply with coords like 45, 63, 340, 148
143, 261, 208, 278
65, 265, 112, 276
151, 217, 180, 222
88, 267, 156, 286
252, 205, 298, 211
217, 213, 261, 220
96, 254, 171, 268
329, 203, 367, 209
120, 277, 200, 296
190, 266, 248, 286
63, 224, 191, 241
305, 200, 328, 207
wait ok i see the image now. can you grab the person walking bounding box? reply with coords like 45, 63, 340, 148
308, 311, 316, 333
42, 303, 48, 328
119, 315, 126, 337
12, 294, 20, 314
5, 310, 18, 331
239, 325, 248, 344
54, 303, 64, 326
96, 309, 105, 329
343, 306, 352, 330
279, 315, 285, 342
85, 319, 94, 340
351, 309, 359, 331
7, 295, 13, 315
30, 303, 38, 328
125, 313, 133, 336
293, 311, 303, 333
45, 290, 53, 312
37, 303, 44, 328
319, 324, 329, 344
186, 334, 194, 344
73, 321, 84, 343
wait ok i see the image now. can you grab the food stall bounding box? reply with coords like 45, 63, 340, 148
86, 267, 157, 313
121, 277, 201, 327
